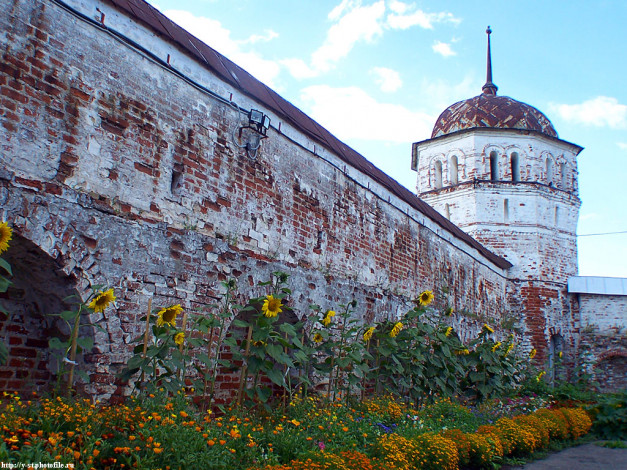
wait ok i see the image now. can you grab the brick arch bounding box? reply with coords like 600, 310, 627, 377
594, 350, 627, 392
0, 233, 84, 395
213, 301, 303, 404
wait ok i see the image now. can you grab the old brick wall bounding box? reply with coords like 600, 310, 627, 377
578, 294, 627, 392
0, 0, 511, 400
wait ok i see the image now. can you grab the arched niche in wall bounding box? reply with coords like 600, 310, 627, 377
510, 151, 520, 182
0, 235, 82, 395
434, 160, 443, 189
548, 333, 564, 384
545, 155, 555, 186
489, 150, 499, 181
449, 155, 459, 185
217, 299, 305, 404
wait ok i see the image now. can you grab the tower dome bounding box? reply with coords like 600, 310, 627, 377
431, 27, 558, 139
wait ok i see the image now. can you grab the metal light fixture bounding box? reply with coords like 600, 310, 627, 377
232, 107, 271, 159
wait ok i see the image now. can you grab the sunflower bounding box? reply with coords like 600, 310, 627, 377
321, 310, 335, 327
417, 290, 434, 307
445, 327, 453, 337
529, 348, 537, 359
363, 326, 375, 342
390, 322, 403, 338
483, 323, 494, 334
535, 370, 546, 382
157, 304, 183, 327
444, 306, 454, 316
262, 295, 282, 318
505, 343, 515, 356
491, 341, 502, 352
174, 332, 185, 346
87, 288, 116, 313
455, 348, 470, 355
0, 221, 13, 255
313, 332, 323, 343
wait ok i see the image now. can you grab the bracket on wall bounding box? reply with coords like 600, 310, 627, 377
231, 104, 271, 160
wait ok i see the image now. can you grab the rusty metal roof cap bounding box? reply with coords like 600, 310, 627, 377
431, 93, 558, 139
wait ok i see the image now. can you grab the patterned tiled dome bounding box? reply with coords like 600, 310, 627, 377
431, 93, 558, 139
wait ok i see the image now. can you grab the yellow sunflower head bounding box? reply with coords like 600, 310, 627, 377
0, 222, 13, 255
313, 332, 323, 343
445, 327, 453, 337
529, 348, 537, 360
87, 288, 116, 313
483, 323, 494, 334
417, 290, 434, 307
491, 341, 502, 352
390, 322, 403, 338
157, 304, 183, 327
174, 332, 185, 346
262, 295, 282, 318
363, 326, 375, 342
322, 310, 335, 327
444, 306, 454, 317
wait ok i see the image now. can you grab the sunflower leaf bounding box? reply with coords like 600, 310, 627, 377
0, 258, 12, 275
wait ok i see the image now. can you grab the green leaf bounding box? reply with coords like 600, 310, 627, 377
0, 258, 12, 275
266, 367, 285, 387
0, 341, 8, 366
76, 337, 94, 351
76, 370, 90, 383
49, 337, 69, 350
0, 276, 11, 293
256, 386, 271, 402
232, 319, 250, 328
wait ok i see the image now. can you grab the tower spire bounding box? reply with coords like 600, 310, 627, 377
482, 26, 498, 95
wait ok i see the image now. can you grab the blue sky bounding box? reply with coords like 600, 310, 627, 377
147, 0, 627, 278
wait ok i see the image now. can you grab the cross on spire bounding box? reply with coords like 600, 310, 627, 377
482, 26, 498, 95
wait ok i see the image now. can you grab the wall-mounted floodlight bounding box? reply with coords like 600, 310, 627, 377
231, 105, 271, 159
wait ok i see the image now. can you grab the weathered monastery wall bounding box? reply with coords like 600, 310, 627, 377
575, 283, 627, 392
0, 0, 512, 399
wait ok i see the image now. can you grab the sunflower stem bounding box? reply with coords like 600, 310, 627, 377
66, 305, 83, 398
140, 298, 152, 387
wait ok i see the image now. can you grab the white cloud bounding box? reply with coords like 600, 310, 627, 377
386, 7, 461, 30
618, 142, 627, 151
299, 85, 434, 143
550, 96, 627, 129
242, 29, 279, 44
311, 1, 386, 74
432, 40, 456, 57
418, 74, 479, 113
162, 9, 281, 87
370, 67, 403, 92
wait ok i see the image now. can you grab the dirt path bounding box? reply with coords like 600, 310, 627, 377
502, 442, 627, 470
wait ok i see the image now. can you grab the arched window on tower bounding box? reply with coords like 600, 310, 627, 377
560, 162, 567, 189
489, 151, 498, 181
434, 160, 443, 189
445, 203, 451, 220
511, 152, 520, 182
450, 155, 458, 185
546, 157, 554, 185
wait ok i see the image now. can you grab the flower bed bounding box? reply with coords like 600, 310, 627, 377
1, 392, 593, 469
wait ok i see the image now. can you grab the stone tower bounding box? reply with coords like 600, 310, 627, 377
411, 28, 583, 362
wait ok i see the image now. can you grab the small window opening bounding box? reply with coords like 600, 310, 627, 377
560, 162, 567, 188
511, 152, 520, 182
450, 155, 458, 185
555, 206, 560, 225
546, 157, 554, 185
434, 161, 443, 189
503, 199, 509, 223
171, 165, 183, 195
445, 203, 451, 220
489, 151, 498, 181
